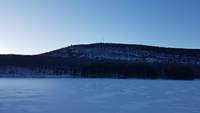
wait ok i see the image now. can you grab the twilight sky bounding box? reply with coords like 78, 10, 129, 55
0, 0, 200, 54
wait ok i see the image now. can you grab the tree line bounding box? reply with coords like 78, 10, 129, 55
0, 55, 198, 80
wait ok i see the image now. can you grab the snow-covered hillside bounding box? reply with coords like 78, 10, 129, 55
43, 43, 200, 65
0, 43, 200, 79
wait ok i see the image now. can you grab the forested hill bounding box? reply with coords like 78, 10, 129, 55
0, 43, 200, 80
42, 43, 200, 65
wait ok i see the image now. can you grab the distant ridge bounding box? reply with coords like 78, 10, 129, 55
43, 43, 200, 55
0, 43, 200, 80
42, 43, 200, 65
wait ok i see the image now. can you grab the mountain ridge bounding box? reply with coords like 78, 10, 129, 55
0, 43, 199, 80
41, 43, 200, 65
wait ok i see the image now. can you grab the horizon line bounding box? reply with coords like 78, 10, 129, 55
1, 42, 200, 55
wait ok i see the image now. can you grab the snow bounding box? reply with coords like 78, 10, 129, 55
44, 44, 200, 65
0, 78, 199, 113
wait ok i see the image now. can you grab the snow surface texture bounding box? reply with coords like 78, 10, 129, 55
0, 78, 199, 113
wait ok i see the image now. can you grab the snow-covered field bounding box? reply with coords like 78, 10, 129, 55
0, 78, 199, 113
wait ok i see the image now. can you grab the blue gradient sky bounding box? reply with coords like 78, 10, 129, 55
0, 0, 200, 54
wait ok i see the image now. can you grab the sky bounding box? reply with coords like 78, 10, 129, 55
0, 0, 200, 54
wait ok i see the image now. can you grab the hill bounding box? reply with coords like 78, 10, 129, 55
0, 43, 200, 79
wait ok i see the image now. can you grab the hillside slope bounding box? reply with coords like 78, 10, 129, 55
42, 43, 200, 65
0, 43, 200, 79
